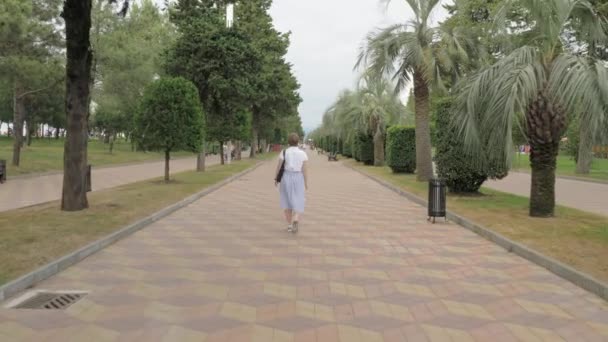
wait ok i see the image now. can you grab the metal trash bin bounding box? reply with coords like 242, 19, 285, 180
85, 165, 92, 192
0, 159, 6, 184
428, 178, 446, 223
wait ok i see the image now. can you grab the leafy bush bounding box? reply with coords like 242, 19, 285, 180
357, 133, 374, 165
435, 97, 508, 193
386, 125, 416, 173
564, 116, 580, 161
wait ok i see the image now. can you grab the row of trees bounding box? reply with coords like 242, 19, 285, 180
312, 0, 608, 218
1, 0, 303, 211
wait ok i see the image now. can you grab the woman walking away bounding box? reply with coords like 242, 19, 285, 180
275, 133, 309, 233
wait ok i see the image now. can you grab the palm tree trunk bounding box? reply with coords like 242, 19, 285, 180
413, 70, 433, 181
61, 0, 93, 211
373, 128, 384, 166
529, 144, 558, 217
526, 91, 566, 217
576, 125, 592, 174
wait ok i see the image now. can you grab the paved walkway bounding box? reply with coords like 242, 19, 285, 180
485, 172, 608, 217
0, 156, 221, 213
1, 153, 608, 341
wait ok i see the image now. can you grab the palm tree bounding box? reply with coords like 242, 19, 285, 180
356, 75, 405, 166
325, 80, 405, 166
455, 0, 608, 217
357, 0, 475, 180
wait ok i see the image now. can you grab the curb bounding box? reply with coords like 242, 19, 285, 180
345, 163, 608, 302
0, 161, 264, 302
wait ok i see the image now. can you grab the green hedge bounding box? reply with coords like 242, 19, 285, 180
342, 138, 352, 157
357, 133, 374, 165
353, 138, 361, 161
386, 125, 416, 173
435, 97, 508, 193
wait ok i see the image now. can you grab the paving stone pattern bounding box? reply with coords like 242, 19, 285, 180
1, 153, 607, 341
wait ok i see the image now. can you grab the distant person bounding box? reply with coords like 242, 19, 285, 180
275, 133, 309, 233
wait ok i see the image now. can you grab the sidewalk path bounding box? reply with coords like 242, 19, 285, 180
0, 156, 221, 213
1, 153, 607, 341
485, 172, 608, 217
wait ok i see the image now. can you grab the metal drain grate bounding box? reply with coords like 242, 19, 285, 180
14, 292, 86, 310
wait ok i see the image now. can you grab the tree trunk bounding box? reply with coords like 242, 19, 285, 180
261, 139, 267, 154
576, 125, 593, 174
219, 140, 225, 165
26, 123, 34, 147
413, 70, 433, 181
164, 150, 170, 182
61, 0, 93, 211
373, 128, 384, 166
55, 129, 60, 139
103, 133, 110, 144
526, 91, 566, 217
235, 140, 242, 160
197, 141, 206, 172
12, 85, 25, 167
250, 125, 258, 158
109, 134, 116, 154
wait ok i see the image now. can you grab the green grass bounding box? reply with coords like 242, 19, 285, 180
512, 153, 608, 182
0, 157, 264, 286
0, 137, 195, 176
346, 159, 608, 283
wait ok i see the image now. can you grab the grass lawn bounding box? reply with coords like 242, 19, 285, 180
512, 153, 608, 182
346, 159, 608, 284
0, 156, 270, 286
0, 137, 196, 176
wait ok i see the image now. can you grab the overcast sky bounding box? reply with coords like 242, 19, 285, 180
269, 0, 416, 131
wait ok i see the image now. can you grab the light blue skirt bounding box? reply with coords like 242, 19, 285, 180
280, 171, 306, 213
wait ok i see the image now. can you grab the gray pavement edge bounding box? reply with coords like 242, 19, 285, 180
345, 162, 608, 302
0, 161, 263, 302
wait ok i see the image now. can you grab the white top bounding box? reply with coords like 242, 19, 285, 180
279, 146, 308, 172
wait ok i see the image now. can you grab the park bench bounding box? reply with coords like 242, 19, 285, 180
328, 152, 338, 161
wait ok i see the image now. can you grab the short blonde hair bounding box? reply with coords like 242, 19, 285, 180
287, 133, 300, 146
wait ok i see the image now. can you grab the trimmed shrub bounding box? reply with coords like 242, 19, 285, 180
386, 125, 416, 173
357, 133, 374, 165
434, 97, 508, 193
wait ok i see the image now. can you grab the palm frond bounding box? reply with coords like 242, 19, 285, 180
454, 46, 543, 164
548, 54, 608, 139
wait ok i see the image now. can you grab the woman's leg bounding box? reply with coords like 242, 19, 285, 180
292, 212, 300, 223
284, 209, 293, 224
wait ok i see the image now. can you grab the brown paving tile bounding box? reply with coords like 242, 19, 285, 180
261, 316, 329, 332
345, 314, 408, 332
180, 316, 247, 333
